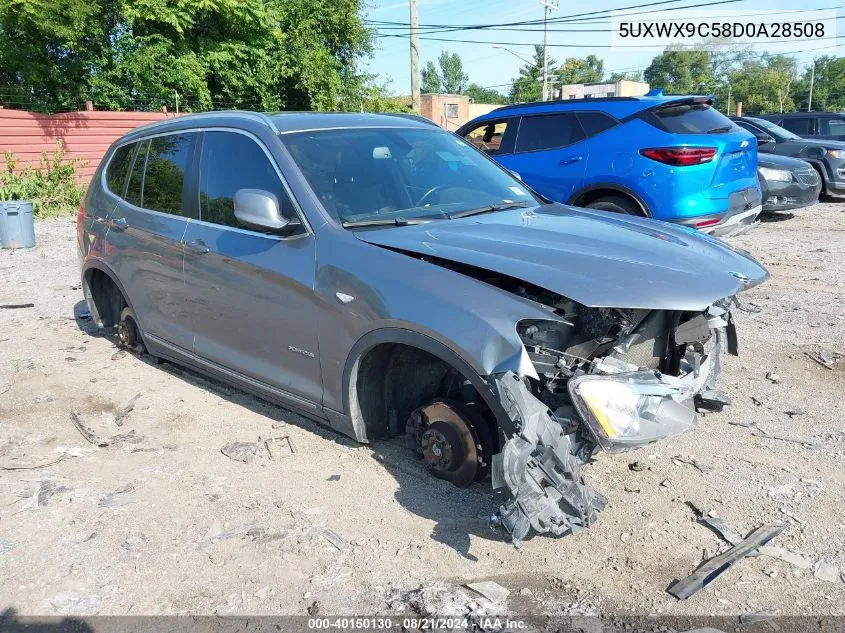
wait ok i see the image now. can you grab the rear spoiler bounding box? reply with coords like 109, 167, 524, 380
654, 95, 715, 110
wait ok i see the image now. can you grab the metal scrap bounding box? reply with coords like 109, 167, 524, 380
805, 349, 835, 369
490, 372, 606, 547
68, 410, 109, 447
668, 524, 785, 600
698, 516, 744, 546
465, 581, 510, 604
264, 436, 296, 458
113, 393, 142, 426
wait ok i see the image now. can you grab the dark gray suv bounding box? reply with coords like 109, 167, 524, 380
78, 111, 768, 545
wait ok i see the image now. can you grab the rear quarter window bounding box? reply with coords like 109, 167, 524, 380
577, 111, 619, 137
649, 103, 734, 134
105, 144, 135, 196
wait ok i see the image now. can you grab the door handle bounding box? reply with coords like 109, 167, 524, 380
112, 217, 129, 231
185, 239, 210, 254
559, 156, 583, 165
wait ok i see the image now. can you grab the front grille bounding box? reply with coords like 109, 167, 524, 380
795, 168, 819, 186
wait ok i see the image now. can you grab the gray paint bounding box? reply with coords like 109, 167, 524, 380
81, 111, 768, 443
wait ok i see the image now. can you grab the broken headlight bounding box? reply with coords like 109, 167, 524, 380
568, 371, 697, 452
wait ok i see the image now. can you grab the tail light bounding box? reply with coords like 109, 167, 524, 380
640, 147, 717, 166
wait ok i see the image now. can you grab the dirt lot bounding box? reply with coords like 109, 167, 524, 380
1, 203, 844, 619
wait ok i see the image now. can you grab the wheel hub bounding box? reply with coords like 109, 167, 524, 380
407, 400, 488, 487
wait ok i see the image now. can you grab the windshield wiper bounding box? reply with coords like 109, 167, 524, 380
448, 201, 532, 219
341, 216, 431, 228
706, 125, 733, 134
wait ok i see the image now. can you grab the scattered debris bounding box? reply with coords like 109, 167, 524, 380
760, 546, 813, 570
306, 601, 321, 616
0, 538, 14, 554
698, 516, 744, 546
109, 430, 143, 445
628, 461, 647, 472
805, 349, 835, 369
98, 483, 136, 509
765, 371, 780, 383
264, 436, 296, 459
740, 612, 778, 624
36, 480, 70, 507
727, 419, 756, 428
660, 479, 671, 487
49, 592, 102, 615
69, 410, 109, 447
327, 474, 340, 482
323, 529, 349, 551
0, 303, 34, 309
814, 561, 842, 584
465, 581, 510, 604
784, 407, 807, 418
0, 384, 10, 396
668, 524, 784, 600
800, 477, 825, 489
672, 455, 713, 474
1, 455, 68, 471
113, 393, 142, 426
752, 426, 817, 449
750, 396, 763, 406
111, 350, 127, 361
221, 442, 259, 463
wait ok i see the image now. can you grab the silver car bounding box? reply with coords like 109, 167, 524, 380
78, 111, 768, 545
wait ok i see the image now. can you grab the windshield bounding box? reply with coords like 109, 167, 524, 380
748, 117, 800, 141
282, 127, 539, 226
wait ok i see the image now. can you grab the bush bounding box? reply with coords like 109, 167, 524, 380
0, 141, 86, 217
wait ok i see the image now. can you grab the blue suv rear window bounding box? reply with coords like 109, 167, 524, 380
650, 102, 734, 134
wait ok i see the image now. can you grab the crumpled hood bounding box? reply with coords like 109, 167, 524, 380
354, 205, 769, 311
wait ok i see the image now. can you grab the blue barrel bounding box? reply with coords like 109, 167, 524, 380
0, 201, 36, 249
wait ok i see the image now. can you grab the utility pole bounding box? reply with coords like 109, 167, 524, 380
808, 60, 815, 112
539, 0, 559, 101
174, 90, 179, 115
410, 0, 420, 112
726, 84, 731, 116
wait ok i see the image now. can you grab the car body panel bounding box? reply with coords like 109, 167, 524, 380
352, 204, 768, 311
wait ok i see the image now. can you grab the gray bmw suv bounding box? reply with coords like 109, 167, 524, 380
78, 111, 768, 545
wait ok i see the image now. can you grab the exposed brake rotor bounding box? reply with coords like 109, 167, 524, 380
406, 399, 492, 487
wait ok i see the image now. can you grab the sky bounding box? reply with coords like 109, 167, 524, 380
361, 0, 844, 98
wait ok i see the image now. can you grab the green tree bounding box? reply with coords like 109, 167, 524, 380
509, 45, 552, 103
643, 47, 715, 94
0, 0, 377, 112
727, 56, 798, 114
438, 51, 468, 94
608, 71, 642, 82
557, 55, 604, 84
793, 56, 845, 111
465, 83, 507, 104
421, 61, 441, 94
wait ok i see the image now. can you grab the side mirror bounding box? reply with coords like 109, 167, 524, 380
757, 134, 775, 146
234, 189, 292, 233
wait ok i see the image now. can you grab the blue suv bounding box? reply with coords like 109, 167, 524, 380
456, 95, 762, 235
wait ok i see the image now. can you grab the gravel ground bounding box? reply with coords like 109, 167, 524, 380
0, 203, 844, 620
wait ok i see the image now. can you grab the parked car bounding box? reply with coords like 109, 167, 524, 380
756, 153, 821, 212
731, 116, 845, 196
78, 111, 768, 545
759, 111, 845, 141
455, 95, 762, 236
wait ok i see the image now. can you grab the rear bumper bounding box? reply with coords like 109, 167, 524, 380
671, 187, 763, 236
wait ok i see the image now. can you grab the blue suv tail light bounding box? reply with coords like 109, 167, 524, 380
639, 147, 717, 166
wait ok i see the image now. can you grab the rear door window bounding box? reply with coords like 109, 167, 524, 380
125, 140, 149, 208
141, 133, 196, 217
576, 111, 618, 138
820, 117, 845, 136
106, 144, 135, 197
651, 102, 733, 134
780, 117, 813, 135
199, 131, 298, 230
514, 113, 585, 152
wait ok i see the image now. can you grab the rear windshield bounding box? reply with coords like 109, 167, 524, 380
651, 102, 735, 134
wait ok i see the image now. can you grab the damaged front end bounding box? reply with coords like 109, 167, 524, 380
489, 293, 739, 546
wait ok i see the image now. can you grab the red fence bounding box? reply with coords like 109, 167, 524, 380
0, 109, 178, 183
